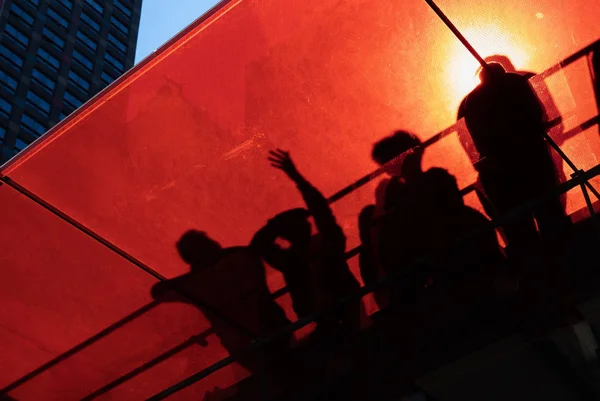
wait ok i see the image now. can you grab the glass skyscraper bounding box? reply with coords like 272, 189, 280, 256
0, 0, 142, 162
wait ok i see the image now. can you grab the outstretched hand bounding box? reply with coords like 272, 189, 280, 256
268, 149, 301, 180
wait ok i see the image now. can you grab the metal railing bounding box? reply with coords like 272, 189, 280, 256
1, 38, 599, 401
147, 39, 600, 400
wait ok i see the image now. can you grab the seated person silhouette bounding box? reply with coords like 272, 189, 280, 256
264, 149, 363, 339
150, 230, 291, 373
371, 131, 505, 305
457, 62, 570, 259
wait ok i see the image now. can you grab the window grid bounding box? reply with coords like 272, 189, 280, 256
0, 98, 13, 118
101, 71, 115, 85
68, 70, 91, 92
26, 91, 52, 116
64, 91, 83, 110
0, 46, 24, 68
85, 0, 104, 15
42, 27, 66, 51
37, 48, 61, 71
80, 12, 101, 32
4, 24, 29, 49
0, 71, 18, 94
15, 137, 28, 152
110, 17, 129, 36
10, 4, 34, 26
32, 69, 56, 94
53, 0, 73, 11
76, 31, 97, 51
104, 52, 124, 71
47, 7, 69, 29
72, 49, 94, 71
113, 0, 132, 17
21, 114, 47, 136
107, 33, 127, 54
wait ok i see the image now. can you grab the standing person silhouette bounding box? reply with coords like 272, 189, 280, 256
460, 55, 567, 211
457, 62, 582, 347
457, 62, 571, 259
151, 230, 291, 374
358, 203, 390, 309
266, 149, 363, 338
251, 208, 317, 321
371, 131, 505, 304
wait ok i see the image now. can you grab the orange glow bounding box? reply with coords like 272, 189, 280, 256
444, 25, 531, 113
1, 0, 600, 398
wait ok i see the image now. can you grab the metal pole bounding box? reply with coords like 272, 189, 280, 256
423, 0, 488, 69
423, 0, 600, 201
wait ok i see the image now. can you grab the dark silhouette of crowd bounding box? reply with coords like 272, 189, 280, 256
149, 55, 600, 401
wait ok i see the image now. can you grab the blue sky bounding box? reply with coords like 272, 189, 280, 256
135, 0, 221, 64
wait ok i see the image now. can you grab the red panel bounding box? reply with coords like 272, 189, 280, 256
0, 0, 599, 398
0, 185, 244, 400
3, 0, 599, 279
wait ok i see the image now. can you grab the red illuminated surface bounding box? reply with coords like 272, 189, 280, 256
1, 0, 599, 399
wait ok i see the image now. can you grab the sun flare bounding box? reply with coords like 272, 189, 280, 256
445, 25, 530, 108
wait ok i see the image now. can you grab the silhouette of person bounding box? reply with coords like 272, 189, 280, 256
457, 62, 584, 347
465, 55, 567, 210
267, 149, 363, 337
151, 230, 291, 373
475, 55, 562, 126
358, 204, 390, 309
251, 208, 317, 320
372, 131, 506, 304
457, 62, 571, 260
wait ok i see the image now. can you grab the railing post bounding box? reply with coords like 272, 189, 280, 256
576, 171, 600, 238
590, 45, 600, 116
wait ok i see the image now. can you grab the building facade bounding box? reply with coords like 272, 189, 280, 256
0, 0, 142, 162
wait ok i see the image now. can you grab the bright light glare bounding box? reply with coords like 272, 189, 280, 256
445, 25, 530, 109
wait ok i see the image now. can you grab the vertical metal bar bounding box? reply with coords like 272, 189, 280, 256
544, 138, 600, 201
423, 0, 488, 69
589, 49, 600, 117
423, 0, 600, 201
579, 176, 600, 237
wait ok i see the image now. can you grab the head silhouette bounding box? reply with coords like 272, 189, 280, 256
478, 62, 507, 84
177, 230, 223, 270
476, 55, 516, 79
269, 208, 312, 247
372, 130, 423, 179
485, 55, 516, 72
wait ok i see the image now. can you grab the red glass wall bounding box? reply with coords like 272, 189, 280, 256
1, 0, 599, 399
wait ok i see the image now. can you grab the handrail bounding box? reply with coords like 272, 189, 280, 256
2, 39, 599, 401
0, 178, 257, 340
148, 38, 600, 400
0, 302, 159, 394
81, 333, 213, 401
147, 163, 600, 400
327, 39, 600, 206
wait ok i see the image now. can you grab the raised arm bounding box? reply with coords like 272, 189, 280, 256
268, 149, 341, 240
